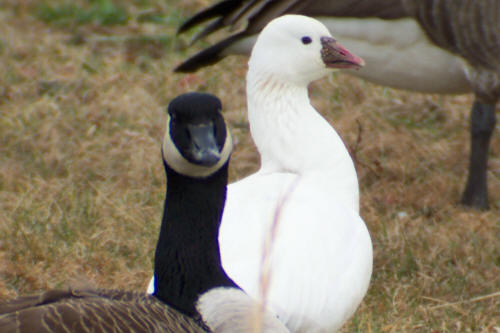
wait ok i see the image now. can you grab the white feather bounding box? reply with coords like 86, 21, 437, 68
220, 15, 372, 332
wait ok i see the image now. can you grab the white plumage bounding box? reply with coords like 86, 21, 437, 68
220, 15, 372, 332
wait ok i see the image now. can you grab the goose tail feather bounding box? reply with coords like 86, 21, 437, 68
178, 0, 244, 34
175, 32, 247, 73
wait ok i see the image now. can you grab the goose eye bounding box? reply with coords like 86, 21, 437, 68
301, 36, 312, 45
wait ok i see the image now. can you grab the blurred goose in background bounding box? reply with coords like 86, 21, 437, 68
0, 92, 289, 333
174, 0, 500, 210
150, 15, 373, 332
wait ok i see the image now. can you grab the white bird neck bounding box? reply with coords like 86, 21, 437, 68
246, 69, 360, 211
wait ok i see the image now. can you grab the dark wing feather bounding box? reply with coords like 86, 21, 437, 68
179, 0, 243, 33
188, 0, 305, 44
403, 0, 500, 71
175, 32, 247, 72
0, 288, 207, 333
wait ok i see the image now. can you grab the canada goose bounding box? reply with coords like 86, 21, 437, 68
0, 92, 289, 333
150, 15, 373, 332
174, 0, 500, 210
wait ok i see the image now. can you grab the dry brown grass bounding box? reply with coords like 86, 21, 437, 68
0, 1, 499, 332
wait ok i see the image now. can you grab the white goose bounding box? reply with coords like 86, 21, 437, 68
150, 15, 373, 332
175, 0, 500, 210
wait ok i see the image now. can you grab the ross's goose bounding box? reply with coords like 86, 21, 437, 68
150, 15, 373, 332
174, 0, 500, 209
0, 93, 289, 333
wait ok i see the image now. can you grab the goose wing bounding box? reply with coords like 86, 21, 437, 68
0, 288, 207, 333
181, 0, 407, 37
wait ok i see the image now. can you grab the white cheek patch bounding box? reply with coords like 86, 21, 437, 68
162, 113, 233, 178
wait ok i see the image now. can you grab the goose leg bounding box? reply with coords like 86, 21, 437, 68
461, 101, 497, 209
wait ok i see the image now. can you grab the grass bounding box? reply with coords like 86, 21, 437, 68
36, 0, 129, 27
0, 1, 499, 331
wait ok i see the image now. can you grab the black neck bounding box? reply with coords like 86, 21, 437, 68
153, 160, 238, 316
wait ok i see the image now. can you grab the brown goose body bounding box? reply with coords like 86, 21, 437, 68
0, 289, 206, 333
403, 0, 500, 101
175, 0, 499, 209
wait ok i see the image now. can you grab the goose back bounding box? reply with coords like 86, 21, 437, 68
300, 0, 407, 18
0, 289, 206, 333
403, 0, 500, 70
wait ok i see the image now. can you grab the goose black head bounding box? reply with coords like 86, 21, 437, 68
162, 92, 232, 178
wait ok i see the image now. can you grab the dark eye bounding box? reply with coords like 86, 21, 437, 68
301, 36, 312, 45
